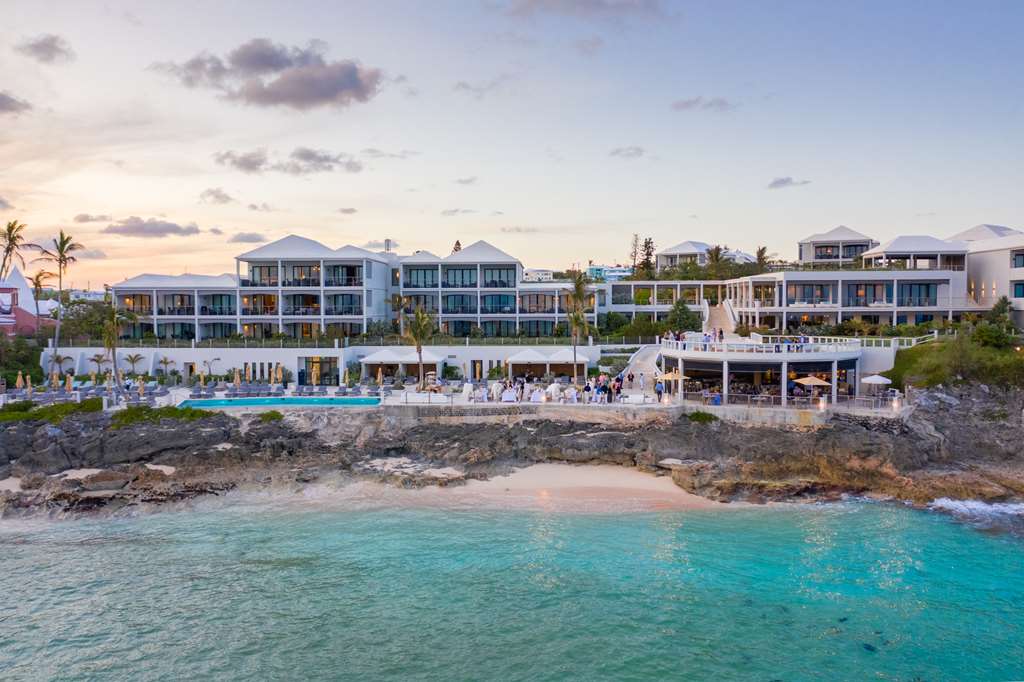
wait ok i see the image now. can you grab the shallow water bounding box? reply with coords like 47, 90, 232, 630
1, 500, 1022, 681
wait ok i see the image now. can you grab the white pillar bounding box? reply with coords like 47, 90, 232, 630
854, 358, 861, 397
781, 360, 788, 407
722, 360, 729, 403
831, 359, 838, 404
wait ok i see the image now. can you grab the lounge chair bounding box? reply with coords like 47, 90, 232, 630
335, 386, 348, 396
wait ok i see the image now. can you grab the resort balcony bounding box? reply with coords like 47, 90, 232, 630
520, 306, 556, 314
480, 304, 516, 314
402, 281, 439, 289
442, 305, 478, 314
241, 306, 278, 316
198, 306, 236, 316
661, 336, 862, 361
402, 304, 439, 314
897, 297, 938, 307
785, 298, 838, 307
324, 277, 363, 287
441, 281, 478, 289
156, 306, 195, 316
240, 278, 279, 287
843, 298, 892, 307
282, 306, 321, 316
121, 307, 153, 316
480, 279, 515, 288
280, 278, 321, 288
324, 305, 363, 316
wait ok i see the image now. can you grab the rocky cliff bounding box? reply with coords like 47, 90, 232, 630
1, 384, 1022, 516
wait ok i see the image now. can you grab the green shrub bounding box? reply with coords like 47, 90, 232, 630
109, 405, 212, 430
0, 398, 103, 424
687, 410, 718, 423
259, 410, 284, 423
0, 400, 35, 414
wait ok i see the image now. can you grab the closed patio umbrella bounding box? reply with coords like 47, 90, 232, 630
233, 368, 241, 389
376, 366, 383, 385
245, 364, 252, 383
15, 371, 24, 389
65, 373, 73, 392
50, 372, 59, 389
89, 371, 96, 385
26, 375, 32, 397
138, 379, 145, 398
199, 372, 206, 388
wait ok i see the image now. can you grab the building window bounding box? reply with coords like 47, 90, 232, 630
481, 267, 516, 288
1014, 282, 1024, 298
1013, 253, 1024, 268
443, 267, 477, 288
814, 245, 840, 259
405, 267, 439, 288
842, 244, 868, 259
898, 283, 937, 307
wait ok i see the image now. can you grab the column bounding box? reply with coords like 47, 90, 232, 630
831, 359, 838, 404
722, 360, 729, 404
679, 359, 685, 401
194, 287, 201, 341
854, 358, 861, 397
781, 360, 788, 407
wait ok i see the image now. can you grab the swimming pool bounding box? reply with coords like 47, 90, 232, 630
179, 397, 381, 409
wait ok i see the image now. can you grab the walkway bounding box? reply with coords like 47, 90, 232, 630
703, 304, 737, 336
622, 345, 661, 397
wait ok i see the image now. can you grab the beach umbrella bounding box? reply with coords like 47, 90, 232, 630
105, 371, 112, 388
245, 364, 252, 383
65, 373, 73, 392
311, 363, 320, 386
861, 374, 892, 386
199, 372, 206, 388
50, 371, 59, 389
138, 379, 145, 397
233, 368, 241, 388
89, 371, 96, 385
117, 368, 124, 386
275, 363, 282, 384
15, 371, 23, 389
795, 376, 830, 387
26, 375, 33, 397
342, 365, 348, 385
376, 366, 383, 385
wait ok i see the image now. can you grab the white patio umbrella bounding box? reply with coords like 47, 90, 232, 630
861, 374, 892, 385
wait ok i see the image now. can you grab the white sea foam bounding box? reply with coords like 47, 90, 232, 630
930, 498, 1024, 517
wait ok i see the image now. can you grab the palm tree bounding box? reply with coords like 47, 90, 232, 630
103, 305, 136, 403
566, 270, 590, 385
28, 270, 53, 333
33, 230, 84, 363
49, 352, 71, 375
755, 246, 770, 272
124, 352, 145, 375
0, 220, 38, 280
158, 356, 175, 377
402, 305, 436, 390
706, 245, 726, 280
88, 353, 108, 374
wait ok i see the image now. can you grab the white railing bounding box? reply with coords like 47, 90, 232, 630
700, 298, 710, 329
722, 298, 739, 327
661, 338, 861, 354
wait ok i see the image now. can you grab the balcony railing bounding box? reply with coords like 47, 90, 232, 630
240, 279, 278, 287
241, 307, 278, 315
480, 279, 515, 288
157, 306, 195, 316
442, 305, 477, 314
442, 281, 478, 288
480, 305, 516, 314
611, 295, 633, 305
403, 305, 439, 314
520, 306, 556, 314
403, 281, 439, 289
122, 307, 153, 315
897, 297, 938, 307
786, 298, 838, 306
282, 306, 321, 316
198, 306, 236, 316
325, 305, 363, 316
324, 277, 363, 287
844, 297, 891, 307
281, 278, 321, 287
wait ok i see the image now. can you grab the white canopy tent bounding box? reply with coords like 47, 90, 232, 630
359, 348, 443, 379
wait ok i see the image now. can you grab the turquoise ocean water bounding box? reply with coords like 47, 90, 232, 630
1, 499, 1022, 681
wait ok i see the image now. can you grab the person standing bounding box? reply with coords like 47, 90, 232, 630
655, 379, 664, 403
639, 372, 646, 393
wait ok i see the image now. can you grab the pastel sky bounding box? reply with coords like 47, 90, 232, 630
2, 0, 1022, 289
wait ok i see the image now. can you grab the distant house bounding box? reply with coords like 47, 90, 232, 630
655, 242, 755, 272
798, 226, 879, 266
0, 267, 57, 335
948, 224, 1023, 242
523, 269, 554, 282
586, 264, 633, 282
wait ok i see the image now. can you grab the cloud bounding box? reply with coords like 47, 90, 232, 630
574, 36, 605, 55
915, 211, 937, 217
214, 147, 361, 174
766, 176, 812, 190
500, 226, 540, 233
441, 208, 477, 216
150, 37, 382, 111
609, 146, 644, 159
208, 227, 224, 235
0, 196, 13, 210
455, 176, 478, 185
248, 202, 274, 212
14, 34, 75, 63
506, 0, 664, 20
361, 147, 418, 160
77, 249, 107, 260
199, 187, 234, 204
362, 239, 397, 249
689, 214, 698, 219
337, 207, 358, 214
228, 231, 267, 243
0, 91, 32, 115
492, 210, 505, 216
453, 74, 512, 99
73, 213, 112, 223
671, 96, 737, 112
102, 216, 201, 238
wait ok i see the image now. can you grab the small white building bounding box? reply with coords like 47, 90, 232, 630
965, 231, 1024, 327
523, 269, 554, 282
797, 226, 878, 266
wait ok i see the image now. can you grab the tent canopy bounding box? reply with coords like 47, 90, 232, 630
861, 374, 893, 385
360, 348, 442, 365
546, 348, 589, 364
506, 348, 549, 364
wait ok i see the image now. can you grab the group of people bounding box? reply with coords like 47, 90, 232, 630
467, 369, 662, 405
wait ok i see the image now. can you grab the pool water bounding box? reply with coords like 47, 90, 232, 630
179, 397, 381, 408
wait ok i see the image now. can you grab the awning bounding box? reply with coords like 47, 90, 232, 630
359, 348, 443, 365
546, 348, 589, 364
506, 349, 549, 364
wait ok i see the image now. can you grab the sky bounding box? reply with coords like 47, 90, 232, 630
1, 0, 1023, 289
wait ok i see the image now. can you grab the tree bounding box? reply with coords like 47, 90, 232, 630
452, 240, 462, 253
158, 356, 175, 377
629, 234, 640, 271
89, 353, 108, 374
986, 296, 1013, 327
665, 299, 702, 332
403, 305, 436, 390
33, 230, 84, 364
706, 245, 726, 280
103, 305, 136, 402
566, 270, 590, 385
755, 246, 770, 272
638, 237, 656, 278
124, 353, 145, 374
0, 220, 38, 280
49, 352, 71, 375
28, 270, 53, 332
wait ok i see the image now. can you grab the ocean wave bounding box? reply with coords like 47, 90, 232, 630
930, 498, 1024, 517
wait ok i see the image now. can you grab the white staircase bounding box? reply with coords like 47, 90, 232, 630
703, 304, 735, 334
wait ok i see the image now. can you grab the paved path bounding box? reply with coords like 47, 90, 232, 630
621, 345, 661, 396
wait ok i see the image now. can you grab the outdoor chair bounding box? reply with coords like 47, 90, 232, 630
367, 388, 380, 397
349, 386, 362, 396
335, 386, 348, 396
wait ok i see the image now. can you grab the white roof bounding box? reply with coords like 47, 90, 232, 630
443, 240, 519, 264
0, 266, 52, 315
862, 236, 968, 258
547, 348, 591, 363
506, 348, 549, 363
359, 348, 443, 364
965, 232, 1024, 254
333, 244, 387, 263
724, 248, 755, 264
948, 224, 1022, 242
657, 240, 710, 256
799, 225, 874, 244
236, 235, 336, 260
401, 250, 442, 264
517, 281, 573, 291
112, 272, 238, 289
